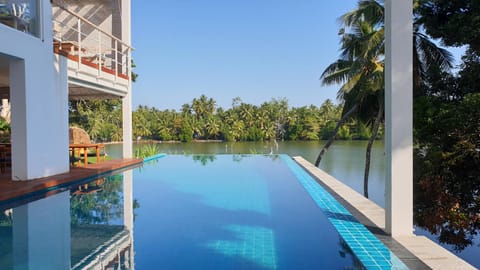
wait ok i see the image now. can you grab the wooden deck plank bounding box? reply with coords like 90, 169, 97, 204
0, 158, 143, 203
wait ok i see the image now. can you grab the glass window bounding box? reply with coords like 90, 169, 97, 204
0, 0, 40, 37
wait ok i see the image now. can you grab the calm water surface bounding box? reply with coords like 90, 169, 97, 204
107, 141, 386, 207
107, 141, 480, 268
134, 155, 362, 269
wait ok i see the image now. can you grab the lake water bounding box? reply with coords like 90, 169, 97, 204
106, 140, 480, 268
107, 141, 386, 207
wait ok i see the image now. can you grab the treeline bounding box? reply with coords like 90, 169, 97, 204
135, 96, 382, 142
69, 96, 379, 143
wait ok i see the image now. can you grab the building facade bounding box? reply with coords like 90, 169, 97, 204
0, 0, 132, 180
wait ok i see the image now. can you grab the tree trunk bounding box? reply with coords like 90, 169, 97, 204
315, 104, 358, 167
363, 101, 384, 198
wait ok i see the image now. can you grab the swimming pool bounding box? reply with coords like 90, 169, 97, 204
0, 154, 409, 269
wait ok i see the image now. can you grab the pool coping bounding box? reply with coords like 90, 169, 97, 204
292, 156, 476, 270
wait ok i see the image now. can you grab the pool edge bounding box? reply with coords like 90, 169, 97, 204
292, 155, 476, 270
0, 158, 143, 209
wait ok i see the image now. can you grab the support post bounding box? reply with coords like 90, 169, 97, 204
384, 0, 414, 236
121, 0, 133, 158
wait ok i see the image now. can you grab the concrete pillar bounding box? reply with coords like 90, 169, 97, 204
12, 191, 71, 269
384, 0, 414, 236
123, 170, 133, 231
121, 0, 133, 158
122, 91, 133, 158
9, 54, 69, 180
123, 170, 135, 267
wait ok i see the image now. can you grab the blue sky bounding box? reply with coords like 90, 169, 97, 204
131, 1, 366, 110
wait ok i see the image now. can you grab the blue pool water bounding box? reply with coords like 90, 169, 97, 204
133, 155, 407, 270
0, 154, 409, 269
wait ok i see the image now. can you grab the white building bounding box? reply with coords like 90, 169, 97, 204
0, 0, 133, 180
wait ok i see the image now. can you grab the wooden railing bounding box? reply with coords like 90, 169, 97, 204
51, 1, 133, 80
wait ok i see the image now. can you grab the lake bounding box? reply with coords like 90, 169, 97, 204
105, 140, 480, 268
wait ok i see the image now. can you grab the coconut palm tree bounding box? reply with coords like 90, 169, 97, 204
314, 0, 385, 199
316, 0, 454, 198
315, 16, 384, 165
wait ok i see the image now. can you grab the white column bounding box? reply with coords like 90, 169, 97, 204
13, 191, 71, 269
123, 170, 134, 231
9, 55, 69, 180
122, 91, 133, 158
121, 0, 133, 158
123, 170, 135, 267
384, 0, 413, 236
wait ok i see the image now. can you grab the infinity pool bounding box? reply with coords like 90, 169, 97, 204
0, 154, 409, 269
133, 155, 407, 269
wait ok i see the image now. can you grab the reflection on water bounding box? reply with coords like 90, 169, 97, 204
107, 141, 386, 206
0, 172, 134, 270
107, 141, 480, 268
132, 155, 363, 269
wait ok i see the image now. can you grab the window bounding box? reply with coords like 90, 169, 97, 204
0, 0, 40, 37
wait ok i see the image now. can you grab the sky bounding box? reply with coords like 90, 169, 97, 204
131, 1, 360, 111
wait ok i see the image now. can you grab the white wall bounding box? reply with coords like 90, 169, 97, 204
0, 0, 69, 179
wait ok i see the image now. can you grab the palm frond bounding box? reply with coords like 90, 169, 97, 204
415, 32, 454, 72
341, 0, 384, 28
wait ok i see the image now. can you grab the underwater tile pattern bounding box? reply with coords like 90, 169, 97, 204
281, 155, 409, 270
206, 225, 277, 269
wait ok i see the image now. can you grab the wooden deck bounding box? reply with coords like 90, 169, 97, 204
0, 158, 143, 205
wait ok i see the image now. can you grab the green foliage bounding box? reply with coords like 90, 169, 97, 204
131, 59, 138, 82
178, 121, 193, 142
412, 0, 480, 250
69, 99, 122, 142
135, 143, 161, 159
0, 118, 10, 132
131, 97, 373, 143
70, 175, 124, 225
414, 94, 480, 250
356, 122, 372, 140
418, 0, 480, 54
69, 96, 376, 143
320, 121, 336, 140
337, 125, 352, 140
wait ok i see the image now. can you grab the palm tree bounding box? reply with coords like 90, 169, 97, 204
315, 1, 385, 198
315, 15, 384, 166
316, 0, 454, 198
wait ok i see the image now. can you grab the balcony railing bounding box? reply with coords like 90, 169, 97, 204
51, 2, 132, 81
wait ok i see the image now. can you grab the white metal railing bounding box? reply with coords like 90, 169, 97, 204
51, 1, 132, 81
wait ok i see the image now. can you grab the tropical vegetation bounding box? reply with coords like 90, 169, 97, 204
317, 0, 479, 250
413, 0, 480, 250
69, 96, 378, 144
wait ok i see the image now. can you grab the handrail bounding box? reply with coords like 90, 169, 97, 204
52, 0, 132, 81
51, 0, 133, 50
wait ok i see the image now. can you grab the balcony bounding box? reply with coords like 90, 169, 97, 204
52, 1, 132, 99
